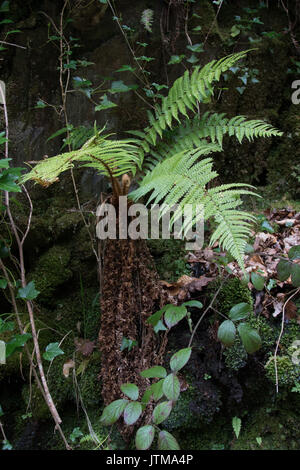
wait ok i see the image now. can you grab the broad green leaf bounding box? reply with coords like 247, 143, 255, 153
164, 305, 187, 329
109, 80, 138, 94
237, 323, 261, 354
291, 263, 300, 287
182, 300, 203, 309
163, 373, 180, 401
124, 401, 142, 425
141, 388, 153, 410
170, 348, 191, 372
147, 308, 165, 326
154, 320, 167, 333
217, 320, 236, 347
116, 65, 136, 73
2, 440, 12, 450
153, 401, 173, 425
0, 319, 14, 333
168, 55, 185, 65
135, 425, 155, 450
288, 245, 300, 261
95, 94, 117, 111
43, 342, 64, 361
120, 337, 137, 352
232, 416, 241, 439
0, 278, 7, 288
17, 281, 40, 300
140, 366, 167, 379
120, 383, 139, 401
251, 272, 265, 291
70, 427, 83, 442
277, 259, 291, 281
0, 242, 9, 259
100, 399, 128, 425
158, 430, 180, 450
229, 303, 251, 321
0, 172, 21, 192
5, 333, 32, 358
261, 220, 274, 233
151, 379, 164, 401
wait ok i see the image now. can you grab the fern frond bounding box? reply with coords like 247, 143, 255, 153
130, 147, 257, 270
142, 51, 250, 147
21, 135, 142, 185
146, 112, 283, 163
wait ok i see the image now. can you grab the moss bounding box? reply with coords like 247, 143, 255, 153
247, 315, 277, 350
231, 407, 300, 450
147, 239, 190, 282
223, 336, 248, 371
215, 277, 253, 315
77, 351, 102, 408
265, 352, 300, 388
29, 245, 72, 304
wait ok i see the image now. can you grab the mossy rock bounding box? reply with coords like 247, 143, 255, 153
28, 245, 72, 304
214, 277, 253, 315
147, 239, 190, 282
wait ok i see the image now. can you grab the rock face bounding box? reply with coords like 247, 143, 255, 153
1, 0, 299, 195
1, 0, 300, 451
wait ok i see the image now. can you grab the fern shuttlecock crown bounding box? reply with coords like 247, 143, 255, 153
21, 51, 283, 269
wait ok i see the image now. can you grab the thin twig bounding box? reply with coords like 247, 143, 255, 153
274, 287, 300, 393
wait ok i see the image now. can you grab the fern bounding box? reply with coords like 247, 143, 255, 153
21, 51, 282, 269
142, 112, 283, 167
130, 146, 257, 269
141, 9, 154, 33
21, 133, 142, 185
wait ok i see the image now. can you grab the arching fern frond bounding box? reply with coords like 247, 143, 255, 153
145, 112, 283, 163
21, 135, 142, 186
141, 51, 250, 147
130, 146, 257, 270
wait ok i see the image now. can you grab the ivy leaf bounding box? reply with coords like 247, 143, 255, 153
147, 308, 165, 326
140, 366, 167, 379
168, 54, 185, 65
0, 172, 21, 192
5, 333, 32, 358
120, 383, 139, 401
124, 401, 142, 425
120, 337, 137, 352
35, 100, 47, 109
95, 94, 117, 111
100, 399, 128, 425
277, 260, 291, 281
237, 323, 261, 354
232, 416, 241, 439
164, 305, 187, 329
0, 319, 14, 333
170, 348, 191, 372
135, 425, 155, 450
2, 440, 12, 450
186, 43, 204, 53
17, 281, 40, 300
229, 303, 251, 321
69, 427, 83, 442
291, 263, 300, 287
109, 80, 138, 93
154, 320, 167, 333
217, 320, 236, 347
116, 65, 136, 73
162, 373, 180, 401
251, 272, 265, 291
236, 86, 245, 94
288, 245, 300, 261
153, 401, 173, 425
43, 342, 64, 361
158, 430, 180, 450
